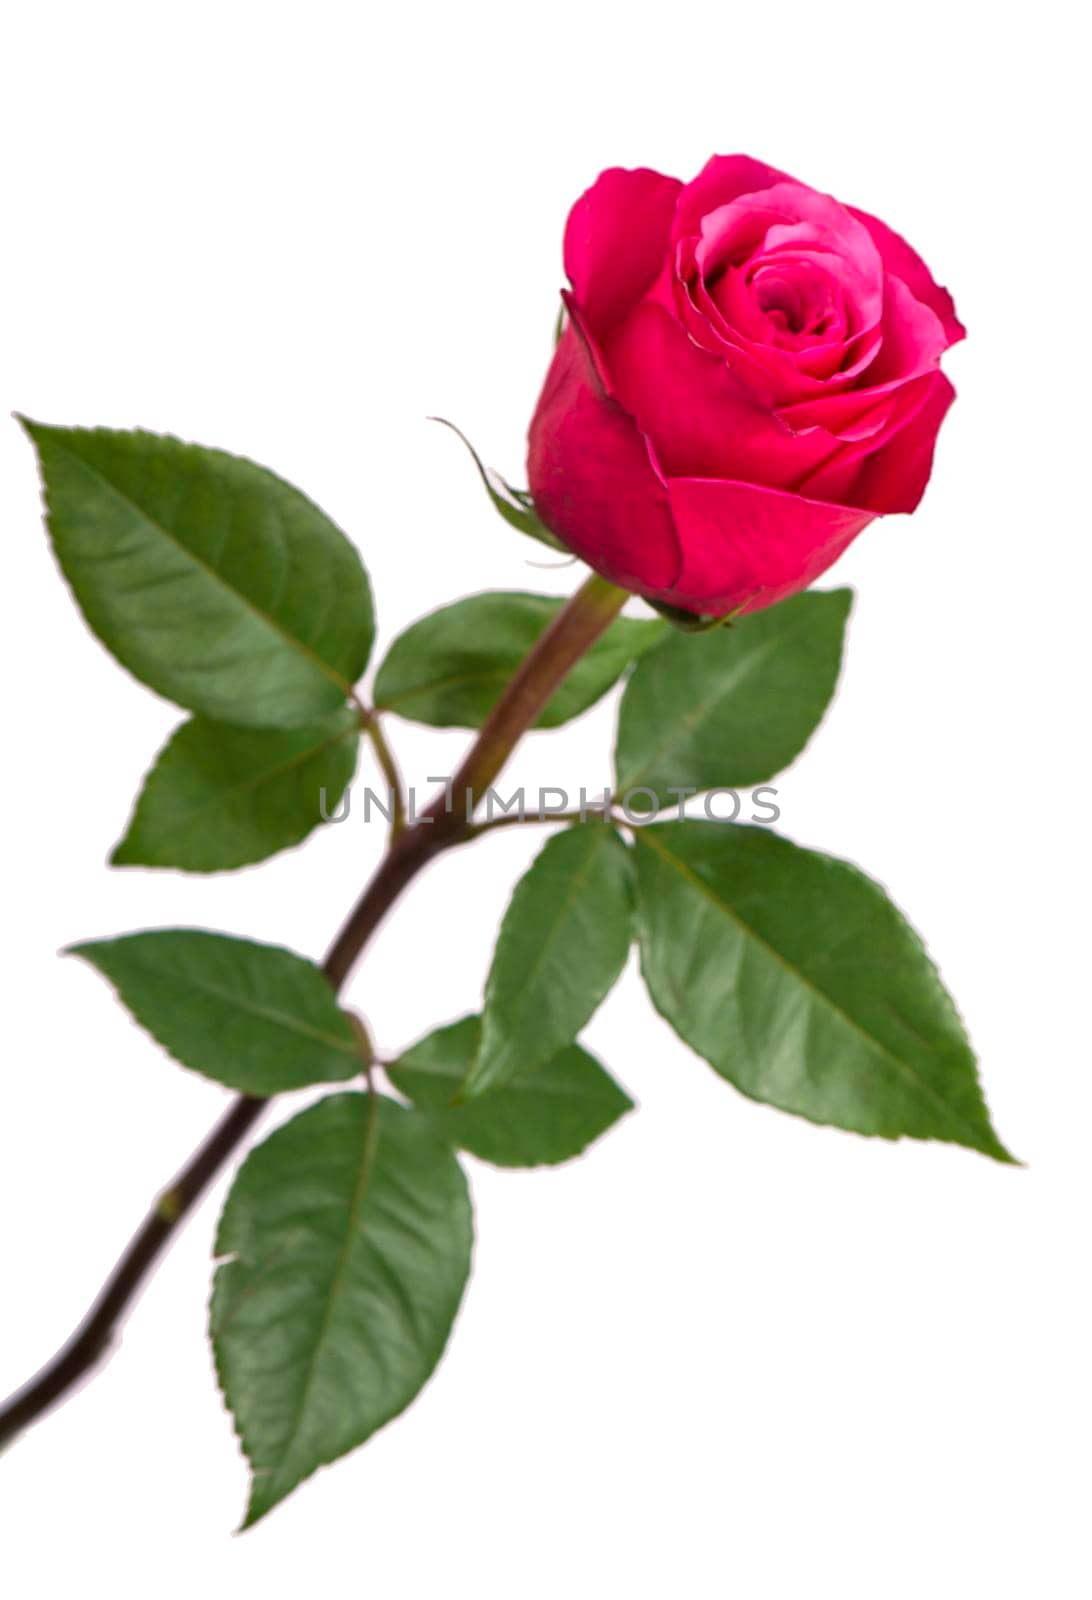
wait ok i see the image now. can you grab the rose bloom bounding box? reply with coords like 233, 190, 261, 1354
527, 156, 964, 617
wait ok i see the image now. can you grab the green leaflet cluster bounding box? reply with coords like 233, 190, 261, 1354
23, 418, 1010, 1529
24, 419, 373, 871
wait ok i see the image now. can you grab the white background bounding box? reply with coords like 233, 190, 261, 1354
1, 2, 1088, 1595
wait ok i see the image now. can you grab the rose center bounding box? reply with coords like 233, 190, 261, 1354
747, 260, 840, 342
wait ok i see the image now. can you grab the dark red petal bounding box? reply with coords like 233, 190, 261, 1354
849, 372, 957, 513
527, 322, 681, 594
605, 301, 835, 485
563, 167, 682, 337
665, 477, 873, 615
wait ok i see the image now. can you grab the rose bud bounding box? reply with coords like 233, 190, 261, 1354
527, 156, 964, 618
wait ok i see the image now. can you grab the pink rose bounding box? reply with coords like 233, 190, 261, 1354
527, 156, 964, 617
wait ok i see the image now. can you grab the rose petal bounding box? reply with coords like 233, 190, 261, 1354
673, 231, 884, 407
697, 183, 885, 339
863, 272, 950, 386
850, 372, 957, 513
793, 372, 956, 510
779, 388, 899, 443
665, 476, 873, 615
776, 269, 949, 438
678, 265, 881, 406
605, 301, 836, 486
849, 203, 966, 346
564, 166, 682, 337
673, 154, 793, 242
527, 320, 681, 594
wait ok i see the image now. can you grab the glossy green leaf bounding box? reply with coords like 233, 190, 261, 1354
375, 591, 663, 730
465, 824, 634, 1098
22, 420, 374, 727
634, 821, 1011, 1160
432, 418, 567, 550
389, 1014, 633, 1166
69, 929, 359, 1094
212, 1093, 472, 1527
615, 589, 851, 807
112, 709, 359, 872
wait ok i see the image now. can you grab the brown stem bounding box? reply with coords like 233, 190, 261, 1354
0, 572, 629, 1450
324, 572, 628, 985
0, 1095, 267, 1449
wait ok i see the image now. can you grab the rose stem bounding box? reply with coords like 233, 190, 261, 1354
0, 571, 630, 1450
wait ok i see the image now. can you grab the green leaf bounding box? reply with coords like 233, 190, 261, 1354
432, 418, 567, 551
112, 708, 359, 872
633, 821, 1011, 1161
69, 929, 360, 1094
22, 420, 374, 728
465, 824, 634, 1098
212, 1092, 472, 1527
615, 589, 852, 807
389, 1014, 633, 1166
375, 591, 663, 729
